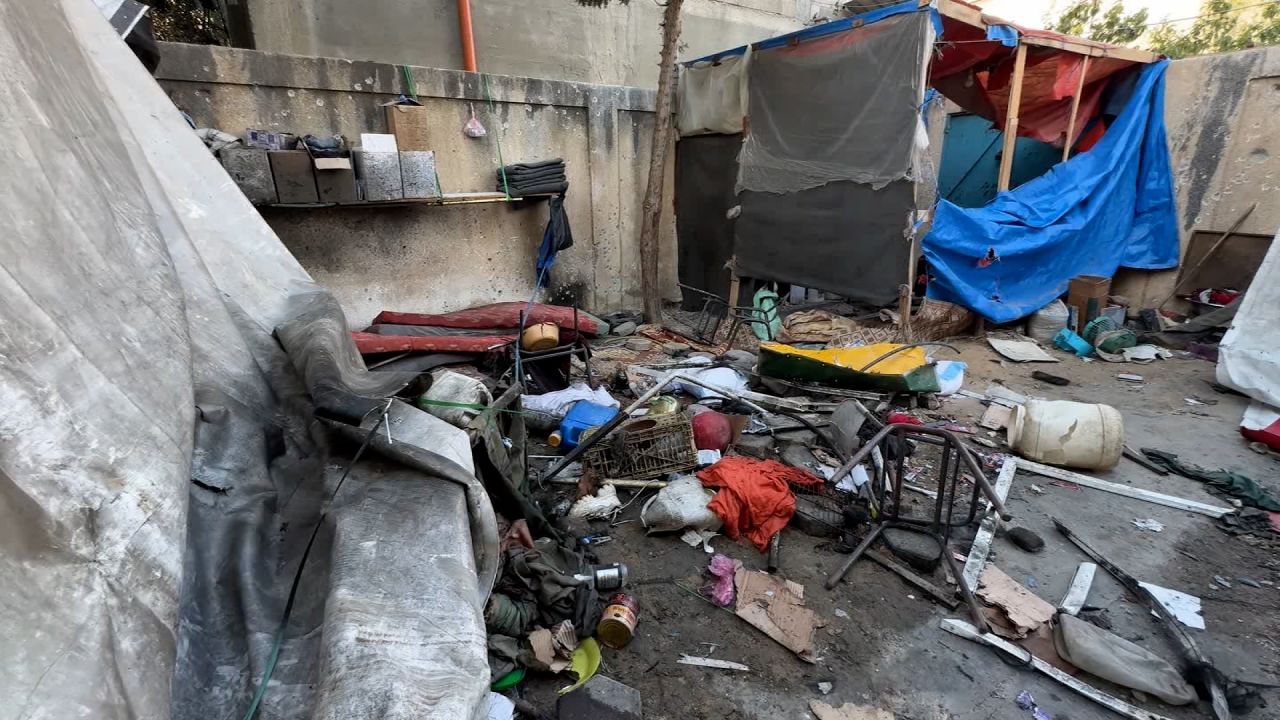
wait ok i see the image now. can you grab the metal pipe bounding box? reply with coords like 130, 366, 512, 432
825, 523, 884, 589
456, 0, 478, 72
856, 341, 960, 372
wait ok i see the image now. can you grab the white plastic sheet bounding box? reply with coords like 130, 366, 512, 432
677, 50, 750, 136
1218, 228, 1280, 407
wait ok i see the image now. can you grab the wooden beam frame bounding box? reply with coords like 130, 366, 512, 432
996, 43, 1028, 192
934, 0, 1161, 65
1062, 56, 1089, 161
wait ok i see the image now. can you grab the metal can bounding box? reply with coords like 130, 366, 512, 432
596, 592, 639, 649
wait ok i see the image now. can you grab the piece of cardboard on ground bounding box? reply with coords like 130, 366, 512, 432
734, 568, 824, 662
979, 403, 1013, 431
809, 700, 895, 720
987, 335, 1060, 363
977, 566, 1056, 638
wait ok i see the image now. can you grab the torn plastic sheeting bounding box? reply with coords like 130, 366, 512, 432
640, 474, 721, 533
924, 61, 1178, 323
0, 3, 495, 719
1218, 229, 1280, 408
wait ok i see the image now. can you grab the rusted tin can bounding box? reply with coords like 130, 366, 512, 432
596, 592, 639, 649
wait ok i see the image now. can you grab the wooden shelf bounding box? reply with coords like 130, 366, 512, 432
266, 191, 556, 209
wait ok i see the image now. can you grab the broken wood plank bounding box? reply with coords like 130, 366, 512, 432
677, 655, 750, 671
1059, 562, 1097, 615
867, 551, 960, 610
961, 456, 1016, 592
1015, 459, 1233, 518
940, 619, 1175, 720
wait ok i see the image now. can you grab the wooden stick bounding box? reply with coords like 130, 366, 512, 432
1062, 56, 1089, 162
1161, 203, 1257, 306
1014, 459, 1233, 518
940, 619, 1175, 720
961, 457, 1016, 592
997, 43, 1028, 192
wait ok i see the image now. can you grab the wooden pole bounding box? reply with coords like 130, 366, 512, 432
637, 0, 685, 326
1062, 56, 1089, 162
996, 43, 1028, 192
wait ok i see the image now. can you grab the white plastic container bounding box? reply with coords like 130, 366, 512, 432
1008, 399, 1124, 470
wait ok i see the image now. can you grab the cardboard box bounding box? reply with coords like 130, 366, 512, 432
1067, 275, 1110, 332
267, 150, 319, 204
385, 104, 432, 151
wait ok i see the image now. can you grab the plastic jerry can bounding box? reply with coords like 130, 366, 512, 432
552, 400, 620, 450
1008, 399, 1124, 470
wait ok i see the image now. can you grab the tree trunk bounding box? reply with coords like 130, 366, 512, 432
638, 0, 683, 325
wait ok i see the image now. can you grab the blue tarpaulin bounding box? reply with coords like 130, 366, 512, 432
923, 60, 1178, 323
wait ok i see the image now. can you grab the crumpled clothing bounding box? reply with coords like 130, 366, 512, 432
1142, 448, 1280, 512
697, 456, 822, 551
491, 538, 600, 637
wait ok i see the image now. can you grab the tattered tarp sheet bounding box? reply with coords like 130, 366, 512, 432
737, 180, 914, 305
675, 133, 741, 306
677, 51, 749, 137
923, 61, 1178, 323
1219, 229, 1280, 408
0, 2, 494, 719
931, 14, 1138, 147
736, 11, 933, 194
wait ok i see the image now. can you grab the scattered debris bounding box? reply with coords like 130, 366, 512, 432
697, 457, 823, 551
1059, 562, 1097, 615
1015, 690, 1052, 720
705, 554, 741, 607
1239, 577, 1262, 588
817, 681, 833, 695
677, 655, 750, 671
680, 528, 717, 552
1132, 518, 1166, 532
987, 335, 1060, 363
1213, 574, 1232, 588
640, 474, 719, 533
596, 594, 638, 649
1137, 583, 1205, 630
942, 619, 1174, 720
557, 638, 602, 695
1117, 373, 1145, 382
979, 403, 1013, 431
1141, 448, 1280, 511
734, 568, 823, 662
976, 566, 1056, 638
1016, 458, 1234, 517
569, 485, 623, 519
1006, 526, 1045, 553
1054, 613, 1197, 705
1031, 370, 1070, 385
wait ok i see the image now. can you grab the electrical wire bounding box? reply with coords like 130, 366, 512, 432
240, 400, 392, 720
1139, 0, 1279, 28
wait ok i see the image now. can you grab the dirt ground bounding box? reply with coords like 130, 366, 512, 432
522, 339, 1280, 720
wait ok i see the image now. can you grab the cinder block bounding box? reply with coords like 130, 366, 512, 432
316, 167, 360, 204
220, 148, 276, 205
353, 150, 403, 201
400, 150, 441, 199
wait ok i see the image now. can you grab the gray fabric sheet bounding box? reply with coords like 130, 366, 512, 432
736, 11, 932, 194
0, 2, 494, 719
675, 134, 742, 308
735, 180, 915, 305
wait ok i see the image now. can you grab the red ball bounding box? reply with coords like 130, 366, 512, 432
691, 410, 732, 451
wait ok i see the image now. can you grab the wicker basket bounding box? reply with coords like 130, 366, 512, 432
584, 413, 698, 482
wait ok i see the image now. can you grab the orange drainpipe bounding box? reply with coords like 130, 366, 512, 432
457, 0, 478, 72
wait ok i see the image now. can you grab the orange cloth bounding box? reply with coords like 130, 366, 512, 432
697, 457, 823, 551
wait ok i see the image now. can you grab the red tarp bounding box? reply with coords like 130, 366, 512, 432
930, 11, 1140, 146
372, 302, 607, 336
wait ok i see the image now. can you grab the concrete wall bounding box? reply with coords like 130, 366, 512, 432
1113, 46, 1280, 308
241, 0, 812, 89
157, 42, 678, 325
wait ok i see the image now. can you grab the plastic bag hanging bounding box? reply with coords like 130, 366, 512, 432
463, 103, 487, 138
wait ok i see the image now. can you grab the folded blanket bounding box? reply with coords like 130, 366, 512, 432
497, 180, 569, 196
500, 158, 563, 172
